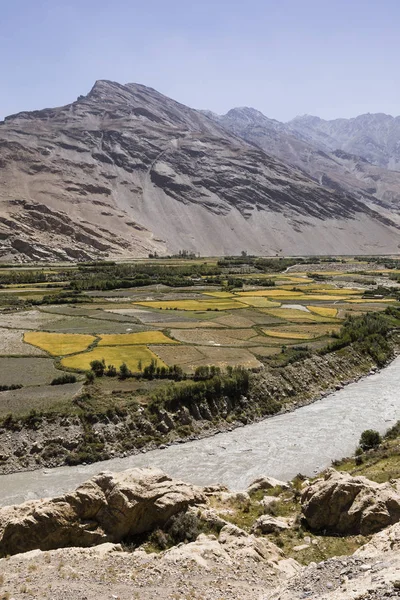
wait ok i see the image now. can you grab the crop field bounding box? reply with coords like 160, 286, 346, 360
24, 332, 95, 356
0, 329, 47, 356
262, 323, 341, 340
306, 306, 338, 318
0, 256, 398, 420
236, 297, 281, 308
98, 331, 177, 346
37, 316, 146, 335
0, 383, 83, 418
133, 299, 245, 311
261, 308, 340, 323
238, 290, 303, 298
169, 328, 258, 347
0, 310, 67, 330
150, 345, 263, 371
61, 345, 166, 372
0, 357, 65, 387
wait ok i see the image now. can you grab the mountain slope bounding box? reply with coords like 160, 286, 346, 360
0, 81, 399, 262
288, 113, 400, 170
209, 108, 400, 224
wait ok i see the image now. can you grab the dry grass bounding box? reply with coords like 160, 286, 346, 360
24, 332, 95, 356
98, 331, 177, 346
61, 345, 166, 372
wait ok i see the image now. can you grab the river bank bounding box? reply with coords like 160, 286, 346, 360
0, 342, 383, 476
1, 352, 400, 505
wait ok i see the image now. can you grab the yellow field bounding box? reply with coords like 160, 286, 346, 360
61, 345, 166, 372
133, 299, 244, 311
317, 288, 363, 296
263, 329, 311, 340
204, 291, 235, 298
98, 331, 177, 346
262, 323, 341, 340
238, 290, 303, 298
307, 306, 338, 318
273, 275, 313, 283
262, 308, 339, 323
293, 294, 355, 301
346, 298, 396, 303
24, 332, 95, 356
237, 297, 281, 308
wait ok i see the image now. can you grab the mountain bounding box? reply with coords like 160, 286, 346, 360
209, 108, 400, 224
0, 81, 399, 262
288, 113, 400, 170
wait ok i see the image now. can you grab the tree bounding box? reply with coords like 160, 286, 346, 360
119, 362, 131, 380
90, 359, 105, 377
359, 429, 382, 451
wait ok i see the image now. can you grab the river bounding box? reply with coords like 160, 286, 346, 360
0, 357, 399, 506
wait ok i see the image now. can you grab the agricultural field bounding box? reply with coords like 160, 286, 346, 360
24, 332, 95, 356
61, 345, 165, 372
0, 255, 398, 417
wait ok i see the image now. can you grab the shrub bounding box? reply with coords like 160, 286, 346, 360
359, 429, 382, 451
90, 359, 106, 377
85, 371, 95, 384
51, 374, 77, 385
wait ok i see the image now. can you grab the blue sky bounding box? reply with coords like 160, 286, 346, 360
1, 0, 399, 121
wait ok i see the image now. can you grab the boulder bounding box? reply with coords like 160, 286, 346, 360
252, 515, 290, 534
0, 467, 205, 556
301, 469, 400, 535
260, 495, 279, 514
246, 476, 291, 494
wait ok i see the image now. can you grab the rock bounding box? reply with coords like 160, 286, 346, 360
301, 469, 400, 535
0, 467, 205, 556
218, 523, 284, 562
163, 533, 230, 568
218, 491, 250, 504
260, 495, 279, 514
292, 544, 311, 552
246, 476, 291, 494
251, 515, 290, 534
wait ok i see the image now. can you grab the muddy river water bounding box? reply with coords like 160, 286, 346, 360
0, 357, 399, 506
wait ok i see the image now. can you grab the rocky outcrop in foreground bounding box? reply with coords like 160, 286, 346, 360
0, 467, 205, 556
1, 469, 400, 598
301, 468, 400, 535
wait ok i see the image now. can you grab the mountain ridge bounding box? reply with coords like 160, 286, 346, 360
0, 80, 399, 262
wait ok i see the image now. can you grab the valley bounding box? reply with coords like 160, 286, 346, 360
0, 255, 399, 477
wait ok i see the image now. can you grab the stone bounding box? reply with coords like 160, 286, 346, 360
251, 515, 290, 534
301, 469, 400, 535
246, 476, 291, 494
260, 495, 279, 514
0, 467, 206, 556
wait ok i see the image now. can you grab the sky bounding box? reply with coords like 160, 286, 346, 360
1, 0, 399, 122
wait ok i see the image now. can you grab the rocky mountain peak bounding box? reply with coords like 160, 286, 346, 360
0, 80, 398, 262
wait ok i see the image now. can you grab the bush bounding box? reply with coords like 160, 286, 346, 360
50, 374, 77, 386
359, 429, 382, 451
167, 511, 200, 544
118, 362, 131, 380
85, 371, 95, 384
90, 359, 106, 377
